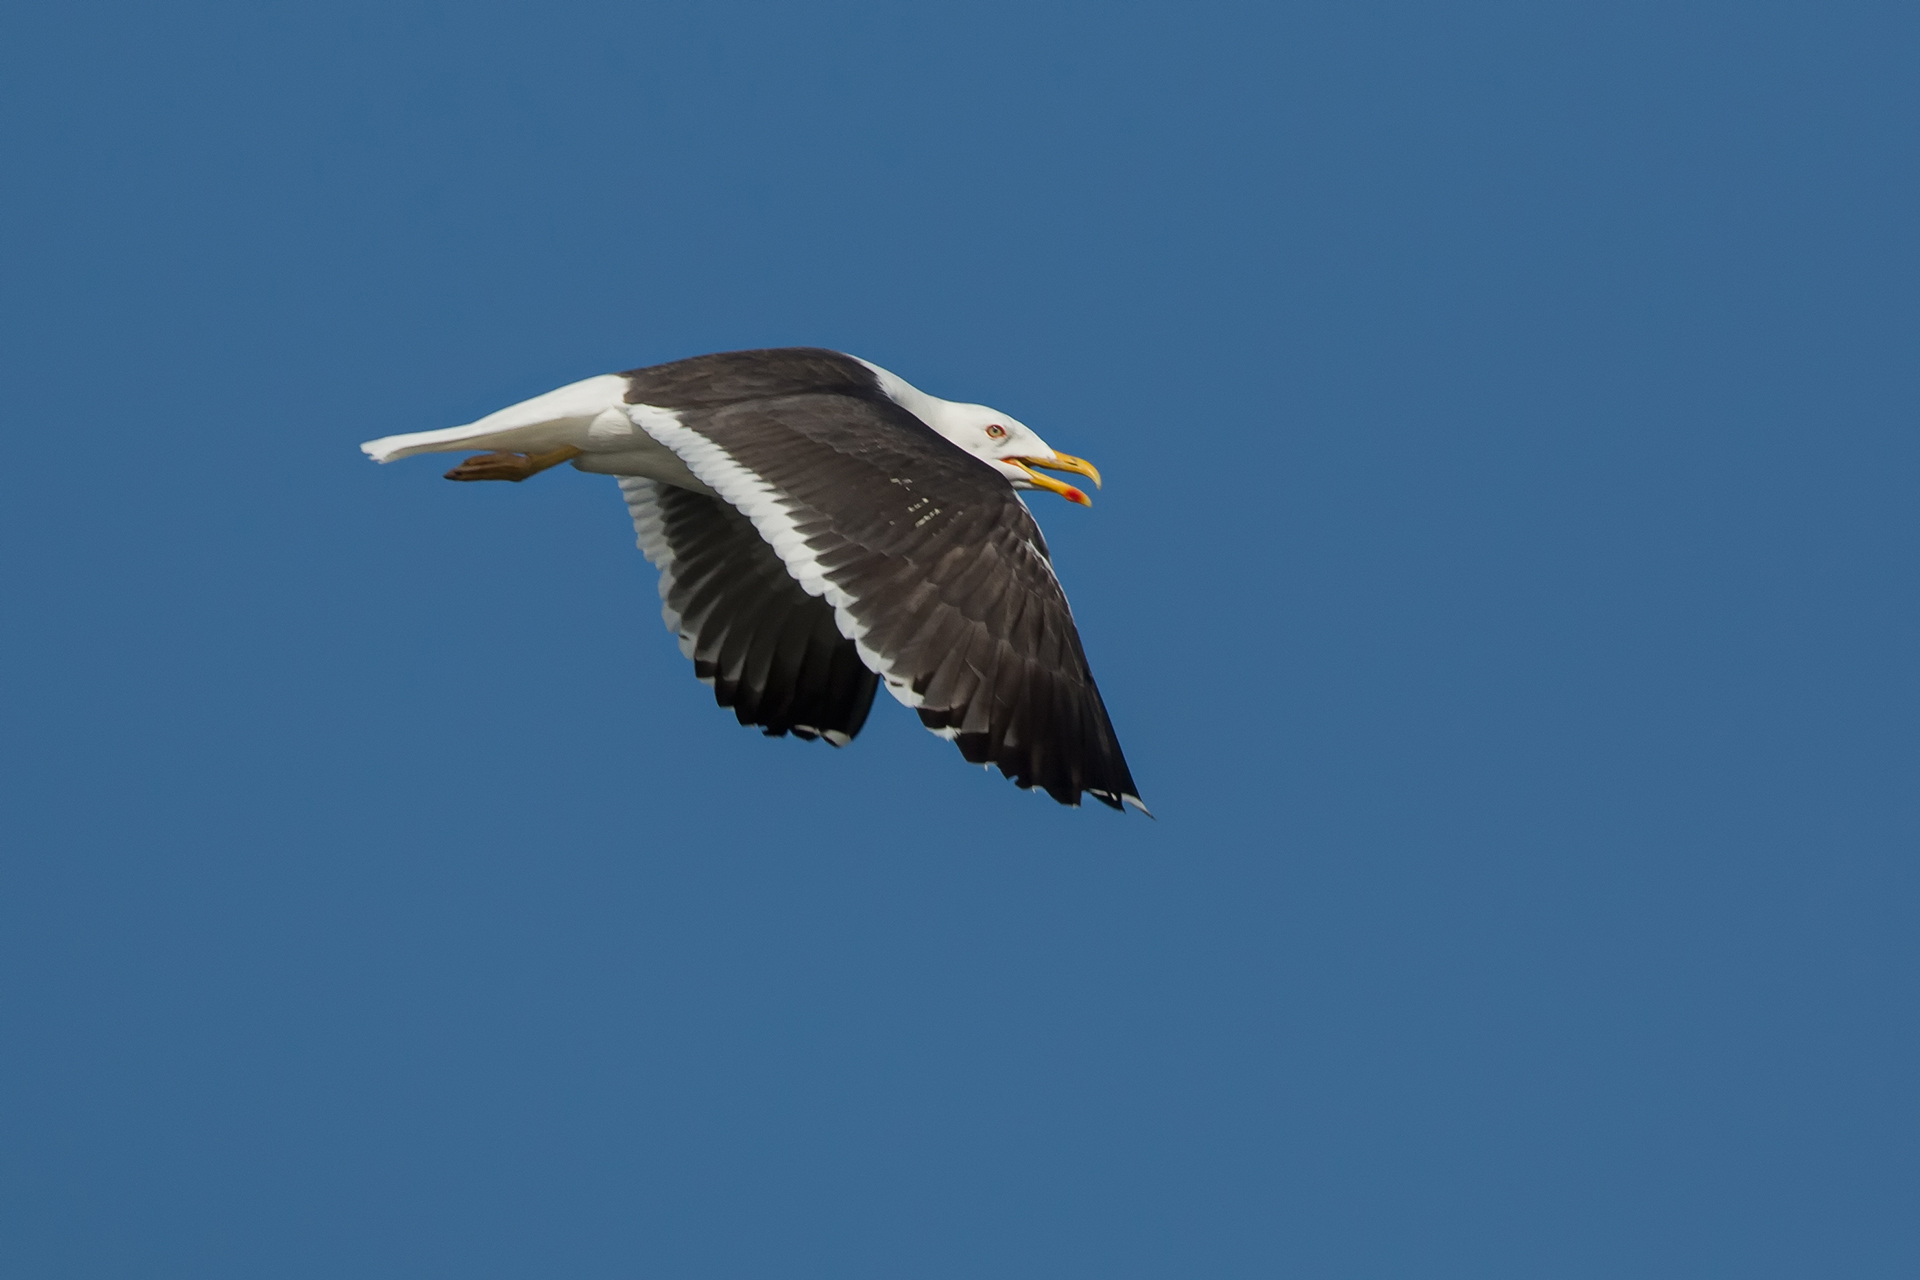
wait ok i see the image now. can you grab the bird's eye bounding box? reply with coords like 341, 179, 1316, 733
985, 423, 1008, 439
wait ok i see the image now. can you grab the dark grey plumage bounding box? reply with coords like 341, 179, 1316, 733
616, 349, 1141, 811
622, 477, 879, 745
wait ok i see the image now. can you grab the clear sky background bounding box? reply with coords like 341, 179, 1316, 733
3, 2, 1915, 1276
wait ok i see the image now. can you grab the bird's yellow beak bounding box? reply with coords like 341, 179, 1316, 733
1007, 452, 1103, 506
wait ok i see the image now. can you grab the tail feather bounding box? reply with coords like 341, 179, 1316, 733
359, 374, 629, 463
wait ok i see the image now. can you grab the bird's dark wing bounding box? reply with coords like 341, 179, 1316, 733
633, 390, 1143, 810
620, 347, 888, 410
622, 477, 879, 745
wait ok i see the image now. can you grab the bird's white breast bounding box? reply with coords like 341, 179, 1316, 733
571, 402, 716, 496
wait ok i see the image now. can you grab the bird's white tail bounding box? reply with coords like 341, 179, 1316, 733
360, 374, 630, 462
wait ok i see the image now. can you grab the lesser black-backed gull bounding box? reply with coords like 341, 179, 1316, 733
362, 348, 1144, 812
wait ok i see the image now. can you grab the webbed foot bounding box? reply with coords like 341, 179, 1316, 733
444, 445, 583, 482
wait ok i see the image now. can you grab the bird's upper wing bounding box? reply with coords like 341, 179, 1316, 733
633, 389, 1142, 810
622, 477, 879, 745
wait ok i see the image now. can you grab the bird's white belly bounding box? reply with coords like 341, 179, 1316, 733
572, 405, 716, 495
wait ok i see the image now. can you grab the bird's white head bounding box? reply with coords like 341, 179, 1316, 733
854, 357, 1104, 506
923, 401, 1104, 506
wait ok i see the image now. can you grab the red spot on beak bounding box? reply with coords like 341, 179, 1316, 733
1064, 487, 1089, 505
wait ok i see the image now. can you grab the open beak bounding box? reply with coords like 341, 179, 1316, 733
1007, 452, 1103, 506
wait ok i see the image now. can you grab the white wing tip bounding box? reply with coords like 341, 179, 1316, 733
1084, 788, 1155, 817
803, 727, 853, 748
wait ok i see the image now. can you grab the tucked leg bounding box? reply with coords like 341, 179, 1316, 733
444, 445, 583, 483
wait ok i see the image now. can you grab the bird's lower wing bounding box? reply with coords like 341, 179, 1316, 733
621, 478, 879, 745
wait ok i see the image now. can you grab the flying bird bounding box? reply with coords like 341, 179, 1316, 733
362, 347, 1144, 812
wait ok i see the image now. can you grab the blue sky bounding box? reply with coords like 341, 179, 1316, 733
3, 1, 1916, 1275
